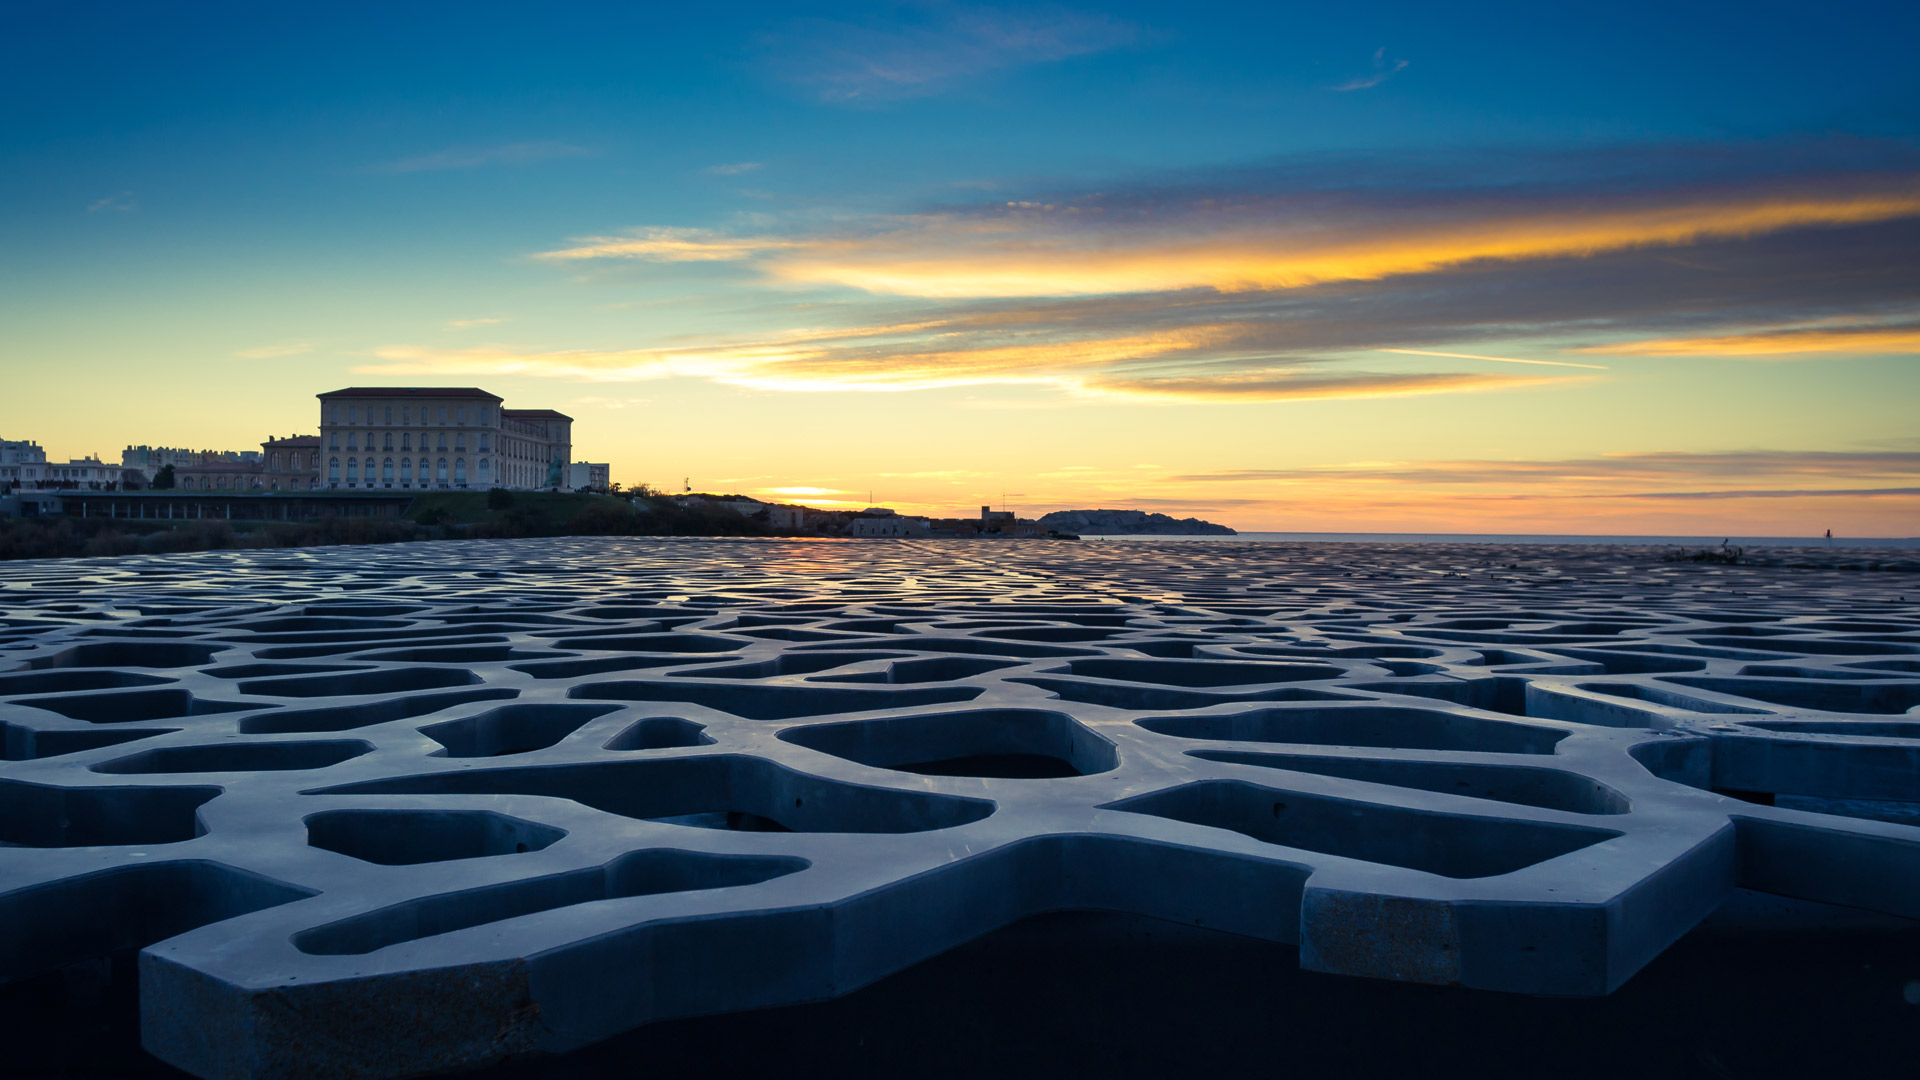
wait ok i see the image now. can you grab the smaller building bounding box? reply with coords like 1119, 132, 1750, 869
1, 438, 47, 491
848, 510, 931, 537
567, 462, 611, 493
45, 458, 132, 490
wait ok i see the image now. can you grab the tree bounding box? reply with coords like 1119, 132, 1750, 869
487, 486, 514, 510
152, 464, 176, 489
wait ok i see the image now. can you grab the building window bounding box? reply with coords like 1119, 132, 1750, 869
437, 433, 447, 451
400, 458, 412, 482
346, 458, 357, 484
292, 453, 302, 471
478, 458, 489, 481
330, 406, 338, 422
454, 458, 467, 486
383, 432, 393, 450
270, 453, 280, 472
382, 458, 394, 483
383, 407, 392, 424
328, 458, 339, 483
455, 434, 465, 452
328, 433, 338, 449
439, 407, 447, 423
348, 406, 358, 423
347, 433, 357, 451
478, 434, 489, 451
436, 458, 448, 483
401, 433, 411, 451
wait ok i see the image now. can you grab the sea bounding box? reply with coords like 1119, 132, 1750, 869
1081, 532, 1920, 548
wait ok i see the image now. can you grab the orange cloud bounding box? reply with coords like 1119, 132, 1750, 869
1580, 321, 1920, 357
539, 179, 1920, 299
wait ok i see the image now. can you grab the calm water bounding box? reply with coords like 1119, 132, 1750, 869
1083, 532, 1920, 548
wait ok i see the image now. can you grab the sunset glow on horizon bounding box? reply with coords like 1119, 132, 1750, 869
4, 2, 1917, 535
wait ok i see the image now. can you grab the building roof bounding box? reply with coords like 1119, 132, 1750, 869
317, 387, 503, 401
502, 408, 573, 420
262, 435, 321, 447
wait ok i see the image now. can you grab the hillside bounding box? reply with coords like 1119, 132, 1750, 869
1036, 509, 1236, 535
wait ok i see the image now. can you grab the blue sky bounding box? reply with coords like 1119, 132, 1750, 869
4, 1, 1917, 532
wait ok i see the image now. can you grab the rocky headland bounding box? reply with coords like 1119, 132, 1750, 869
1037, 509, 1237, 535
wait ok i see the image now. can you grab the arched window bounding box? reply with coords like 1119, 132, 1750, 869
328, 433, 338, 449
271, 452, 280, 472
454, 458, 467, 486
383, 407, 392, 424
347, 433, 358, 451
436, 458, 448, 484
401, 433, 410, 451
478, 458, 490, 481
292, 453, 301, 471
400, 458, 412, 483
382, 458, 394, 483
437, 433, 447, 451
383, 432, 393, 450
216, 475, 227, 490
347, 457, 357, 485
329, 458, 339, 483
455, 434, 465, 452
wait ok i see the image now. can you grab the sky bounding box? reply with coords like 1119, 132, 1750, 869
2, 0, 1917, 535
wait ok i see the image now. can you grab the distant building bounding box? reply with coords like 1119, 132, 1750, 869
567, 462, 611, 493
45, 457, 131, 490
314, 388, 572, 492
259, 436, 322, 491
849, 510, 930, 537
122, 445, 201, 478
1, 439, 47, 490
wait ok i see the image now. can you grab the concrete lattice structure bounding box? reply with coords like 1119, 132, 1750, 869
316, 388, 573, 493
0, 539, 1916, 1078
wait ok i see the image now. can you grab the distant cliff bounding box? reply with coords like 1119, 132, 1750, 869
1036, 509, 1236, 535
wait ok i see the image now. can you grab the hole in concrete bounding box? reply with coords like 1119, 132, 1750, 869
1, 723, 175, 761
1104, 780, 1618, 879
570, 680, 982, 721
309, 755, 995, 834
305, 808, 565, 865
781, 709, 1118, 778
1540, 648, 1708, 675
603, 717, 714, 750
200, 663, 370, 680
795, 637, 1099, 659
1689, 637, 1920, 656
1188, 751, 1629, 814
25, 643, 228, 670
0, 778, 220, 846
253, 633, 510, 660
676, 652, 911, 680
982, 627, 1129, 643
1659, 677, 1920, 715
90, 739, 372, 774
1737, 665, 1907, 680
541, 632, 755, 653
0, 861, 313, 983
1136, 706, 1565, 754
1015, 678, 1360, 712
292, 849, 806, 956
1745, 720, 1920, 739
420, 703, 623, 757
812, 656, 1024, 684
234, 617, 414, 633
236, 666, 481, 698
510, 655, 722, 679
1054, 658, 1343, 688
0, 670, 173, 695
18, 690, 265, 724
240, 688, 518, 734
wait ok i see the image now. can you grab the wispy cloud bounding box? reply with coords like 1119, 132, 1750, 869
1380, 348, 1606, 370
1579, 318, 1920, 357
762, 4, 1136, 103
1173, 450, 1920, 488
511, 142, 1920, 404
88, 191, 134, 212
446, 317, 506, 330
1334, 48, 1408, 92
371, 141, 592, 174
538, 168, 1920, 299
235, 342, 315, 359
706, 162, 763, 176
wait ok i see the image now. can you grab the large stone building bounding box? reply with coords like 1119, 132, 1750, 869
316, 388, 574, 492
